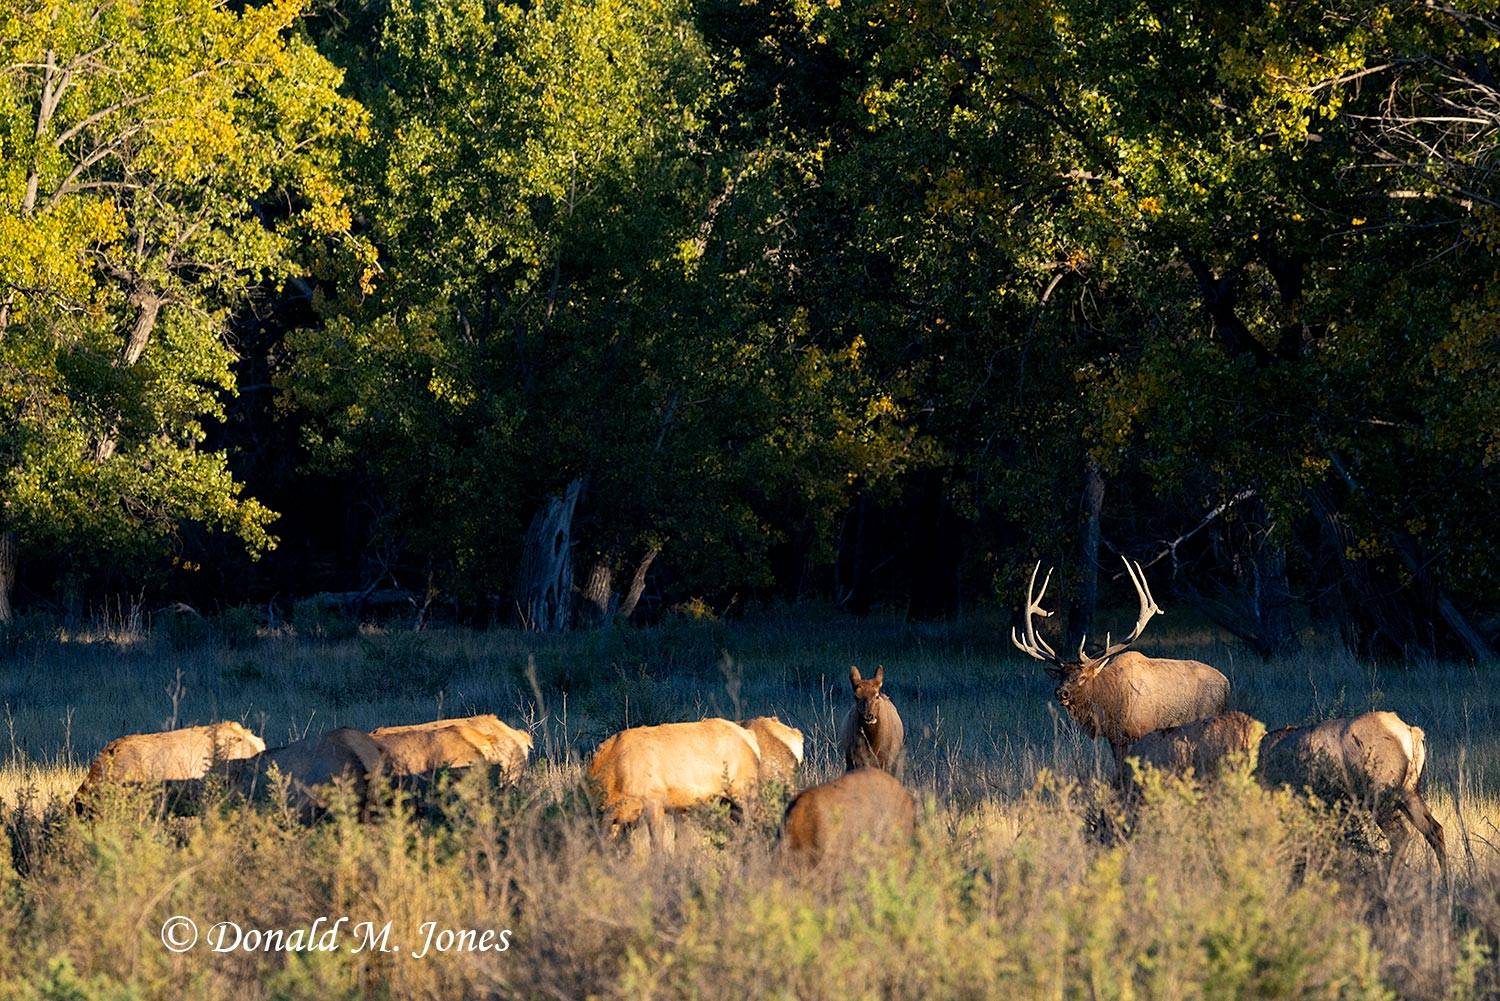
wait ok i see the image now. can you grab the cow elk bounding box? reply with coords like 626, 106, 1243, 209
75, 722, 265, 808
780, 767, 917, 868
1012, 557, 1230, 778
840, 666, 905, 777
587, 718, 767, 851
371, 714, 532, 779
1123, 711, 1266, 790
738, 716, 805, 784
1257, 711, 1446, 877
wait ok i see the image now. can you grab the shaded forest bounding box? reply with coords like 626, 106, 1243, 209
2, 0, 1497, 658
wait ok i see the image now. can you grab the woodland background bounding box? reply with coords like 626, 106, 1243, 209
3, 0, 1499, 659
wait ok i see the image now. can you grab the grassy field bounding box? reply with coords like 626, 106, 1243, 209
2, 607, 1498, 999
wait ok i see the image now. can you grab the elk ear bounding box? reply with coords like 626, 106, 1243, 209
873, 665, 884, 687
850, 665, 862, 686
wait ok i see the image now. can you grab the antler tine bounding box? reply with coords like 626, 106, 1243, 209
1012, 562, 1059, 662
1080, 557, 1160, 669
1119, 556, 1160, 644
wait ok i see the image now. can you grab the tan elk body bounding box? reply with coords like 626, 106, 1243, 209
588, 718, 788, 848
839, 666, 905, 777
1124, 711, 1266, 787
1257, 711, 1446, 874
780, 766, 917, 866
371, 714, 532, 778
76, 722, 265, 802
1013, 558, 1230, 776
739, 716, 805, 783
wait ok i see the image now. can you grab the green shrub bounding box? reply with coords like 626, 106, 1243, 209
154, 605, 208, 651
212, 607, 261, 649
292, 600, 359, 643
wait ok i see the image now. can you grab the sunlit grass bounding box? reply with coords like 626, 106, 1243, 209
2, 610, 1497, 999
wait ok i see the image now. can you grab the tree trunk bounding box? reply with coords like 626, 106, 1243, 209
0, 530, 15, 625
617, 545, 659, 622
579, 558, 617, 627
514, 478, 583, 632
1248, 539, 1299, 656
1066, 457, 1106, 649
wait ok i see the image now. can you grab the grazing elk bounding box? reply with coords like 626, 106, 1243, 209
1123, 711, 1266, 790
75, 722, 265, 806
780, 767, 917, 867
587, 718, 766, 851
1257, 712, 1446, 876
371, 714, 532, 779
840, 666, 905, 777
738, 716, 805, 784
1012, 557, 1230, 778
231, 727, 388, 820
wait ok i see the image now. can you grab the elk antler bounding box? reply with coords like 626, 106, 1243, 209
1077, 555, 1161, 670
1011, 562, 1060, 664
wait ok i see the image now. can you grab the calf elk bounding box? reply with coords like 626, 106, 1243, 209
1123, 711, 1266, 788
1258, 711, 1446, 875
839, 666, 905, 777
780, 767, 917, 867
1012, 557, 1230, 777
231, 727, 388, 820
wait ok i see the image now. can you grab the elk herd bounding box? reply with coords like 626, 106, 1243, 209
71, 557, 1447, 878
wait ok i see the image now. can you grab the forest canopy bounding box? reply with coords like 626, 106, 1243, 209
1, 0, 1497, 658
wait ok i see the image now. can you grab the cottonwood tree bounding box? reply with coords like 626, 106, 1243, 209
0, 0, 361, 619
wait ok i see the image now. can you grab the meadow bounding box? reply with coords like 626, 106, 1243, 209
1, 606, 1498, 1000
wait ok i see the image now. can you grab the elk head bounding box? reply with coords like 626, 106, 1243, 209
1010, 555, 1162, 682
849, 665, 885, 725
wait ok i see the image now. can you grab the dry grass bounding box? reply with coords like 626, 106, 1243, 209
2, 607, 1498, 999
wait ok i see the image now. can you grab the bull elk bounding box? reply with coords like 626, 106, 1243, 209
839, 666, 905, 777
780, 767, 917, 867
1258, 712, 1446, 877
1012, 556, 1230, 777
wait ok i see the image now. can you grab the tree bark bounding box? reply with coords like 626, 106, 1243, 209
579, 558, 617, 627
1066, 457, 1106, 649
1248, 538, 1299, 656
514, 478, 583, 632
617, 545, 659, 622
0, 530, 15, 625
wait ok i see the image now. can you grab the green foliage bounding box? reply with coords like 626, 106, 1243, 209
0, 0, 363, 588
291, 599, 358, 643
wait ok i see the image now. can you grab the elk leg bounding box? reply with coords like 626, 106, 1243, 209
1395, 789, 1448, 882
644, 800, 676, 854
1377, 807, 1412, 867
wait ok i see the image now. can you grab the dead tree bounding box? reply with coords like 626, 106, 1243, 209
515, 478, 583, 632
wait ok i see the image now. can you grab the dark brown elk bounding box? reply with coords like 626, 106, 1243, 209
1123, 711, 1266, 789
1012, 557, 1230, 778
839, 666, 905, 777
780, 767, 917, 867
1258, 712, 1446, 877
231, 727, 387, 820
